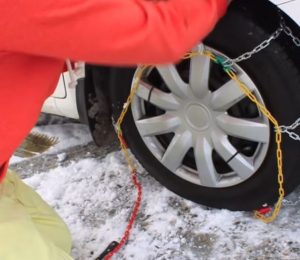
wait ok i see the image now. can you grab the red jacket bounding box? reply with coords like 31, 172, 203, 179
0, 0, 227, 181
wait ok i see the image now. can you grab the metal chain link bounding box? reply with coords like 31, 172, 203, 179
278, 20, 300, 140
278, 118, 300, 141
223, 18, 300, 142
223, 18, 300, 68
222, 26, 283, 67
280, 19, 300, 47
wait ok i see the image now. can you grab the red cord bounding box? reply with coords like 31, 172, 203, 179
104, 169, 142, 260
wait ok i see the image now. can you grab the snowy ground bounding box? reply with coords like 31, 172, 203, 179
9, 121, 300, 260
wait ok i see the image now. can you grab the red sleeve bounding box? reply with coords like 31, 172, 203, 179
0, 162, 8, 182
0, 0, 227, 65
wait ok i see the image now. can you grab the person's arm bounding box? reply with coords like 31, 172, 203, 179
0, 0, 227, 65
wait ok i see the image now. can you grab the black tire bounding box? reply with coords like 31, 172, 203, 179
109, 6, 300, 211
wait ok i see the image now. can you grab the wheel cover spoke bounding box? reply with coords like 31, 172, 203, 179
136, 81, 180, 110
135, 114, 180, 137
216, 114, 269, 143
194, 137, 219, 187
227, 153, 254, 180
211, 73, 256, 111
211, 129, 238, 162
157, 65, 190, 98
211, 129, 254, 180
189, 45, 211, 98
162, 131, 192, 172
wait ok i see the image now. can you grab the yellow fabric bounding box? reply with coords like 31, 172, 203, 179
0, 170, 73, 260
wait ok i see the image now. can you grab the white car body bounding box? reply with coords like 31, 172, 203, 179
270, 0, 300, 26
41, 62, 85, 119
42, 0, 300, 119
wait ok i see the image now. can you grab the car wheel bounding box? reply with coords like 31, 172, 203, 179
109, 6, 300, 210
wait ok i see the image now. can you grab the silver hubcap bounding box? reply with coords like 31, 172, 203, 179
131, 45, 270, 188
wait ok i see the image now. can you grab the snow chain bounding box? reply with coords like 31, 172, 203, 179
224, 18, 300, 141
277, 21, 300, 140
110, 18, 300, 259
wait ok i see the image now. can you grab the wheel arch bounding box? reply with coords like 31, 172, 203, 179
80, 65, 116, 146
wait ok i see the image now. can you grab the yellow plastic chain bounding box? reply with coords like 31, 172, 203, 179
116, 50, 284, 224
115, 65, 146, 172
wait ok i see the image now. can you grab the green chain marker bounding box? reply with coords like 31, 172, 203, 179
215, 55, 232, 73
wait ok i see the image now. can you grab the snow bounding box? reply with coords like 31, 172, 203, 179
11, 123, 300, 260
